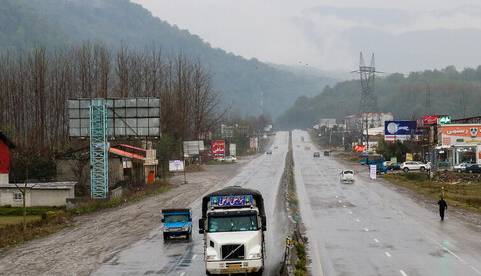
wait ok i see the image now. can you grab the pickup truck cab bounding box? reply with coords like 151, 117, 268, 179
161, 208, 192, 240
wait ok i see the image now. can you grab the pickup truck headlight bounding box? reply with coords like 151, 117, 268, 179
248, 253, 262, 259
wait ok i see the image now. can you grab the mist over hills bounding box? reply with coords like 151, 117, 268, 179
0, 0, 334, 118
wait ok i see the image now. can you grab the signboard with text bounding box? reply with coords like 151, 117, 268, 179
438, 124, 481, 146
211, 140, 225, 159
169, 160, 185, 172
384, 121, 417, 141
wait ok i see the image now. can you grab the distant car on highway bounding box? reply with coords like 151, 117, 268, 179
223, 156, 237, 163
266, 150, 272, 155
400, 161, 431, 172
466, 164, 481, 173
323, 151, 330, 156
313, 152, 320, 158
340, 170, 355, 183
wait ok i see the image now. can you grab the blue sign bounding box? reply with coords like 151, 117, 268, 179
384, 121, 417, 136
210, 195, 253, 207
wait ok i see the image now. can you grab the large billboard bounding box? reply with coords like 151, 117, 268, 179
438, 124, 481, 146
68, 98, 160, 137
211, 140, 225, 159
384, 121, 417, 141
183, 140, 205, 156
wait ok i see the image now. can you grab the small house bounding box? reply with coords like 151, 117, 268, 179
0, 182, 76, 207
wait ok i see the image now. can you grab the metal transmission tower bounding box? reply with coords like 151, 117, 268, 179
89, 99, 109, 199
353, 52, 381, 148
358, 52, 378, 113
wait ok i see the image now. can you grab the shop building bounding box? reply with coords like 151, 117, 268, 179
437, 124, 481, 166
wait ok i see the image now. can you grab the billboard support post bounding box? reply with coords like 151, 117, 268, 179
89, 99, 109, 199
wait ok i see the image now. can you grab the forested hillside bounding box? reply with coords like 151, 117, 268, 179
0, 0, 334, 118
278, 66, 481, 129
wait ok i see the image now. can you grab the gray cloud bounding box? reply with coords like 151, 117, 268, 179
133, 0, 481, 72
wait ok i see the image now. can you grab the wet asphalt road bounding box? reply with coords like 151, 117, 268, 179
292, 130, 481, 276
93, 132, 289, 276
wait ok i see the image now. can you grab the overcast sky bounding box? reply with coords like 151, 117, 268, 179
133, 0, 481, 73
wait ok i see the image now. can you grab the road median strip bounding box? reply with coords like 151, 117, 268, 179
281, 131, 309, 276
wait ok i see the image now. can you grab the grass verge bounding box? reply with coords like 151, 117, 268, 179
384, 173, 481, 213
0, 181, 171, 249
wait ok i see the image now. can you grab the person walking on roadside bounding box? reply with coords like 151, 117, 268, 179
438, 197, 448, 221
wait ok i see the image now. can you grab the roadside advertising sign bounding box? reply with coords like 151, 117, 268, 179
369, 165, 377, 180
211, 140, 225, 158
384, 120, 417, 141
183, 140, 204, 156
406, 153, 413, 161
422, 115, 439, 126
438, 124, 481, 146
229, 143, 237, 157
169, 160, 185, 172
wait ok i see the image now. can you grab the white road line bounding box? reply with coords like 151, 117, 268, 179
442, 246, 466, 264
385, 252, 392, 258
400, 269, 408, 276
355, 218, 360, 222
470, 265, 481, 275
180, 272, 186, 276
348, 211, 353, 214
335, 195, 339, 198
364, 228, 369, 232
374, 238, 379, 243
192, 254, 197, 260
338, 200, 342, 203
343, 205, 346, 208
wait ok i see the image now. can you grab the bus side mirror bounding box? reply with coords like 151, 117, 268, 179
198, 218, 204, 234
161, 218, 165, 223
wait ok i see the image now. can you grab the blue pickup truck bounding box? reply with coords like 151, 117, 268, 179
161, 208, 192, 240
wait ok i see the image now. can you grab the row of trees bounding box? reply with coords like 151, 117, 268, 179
0, 44, 222, 179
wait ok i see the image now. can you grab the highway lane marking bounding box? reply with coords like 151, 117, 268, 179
180, 272, 185, 276
363, 228, 369, 232
400, 269, 408, 276
192, 254, 197, 260
442, 246, 466, 264
338, 200, 342, 203
335, 195, 339, 198
470, 265, 481, 275
374, 238, 379, 243
385, 252, 391, 258
355, 218, 360, 222
343, 205, 346, 208
348, 211, 353, 214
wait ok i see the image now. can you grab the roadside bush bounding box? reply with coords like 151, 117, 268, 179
0, 206, 63, 216
404, 173, 429, 182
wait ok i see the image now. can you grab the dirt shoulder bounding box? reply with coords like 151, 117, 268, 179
0, 158, 251, 276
